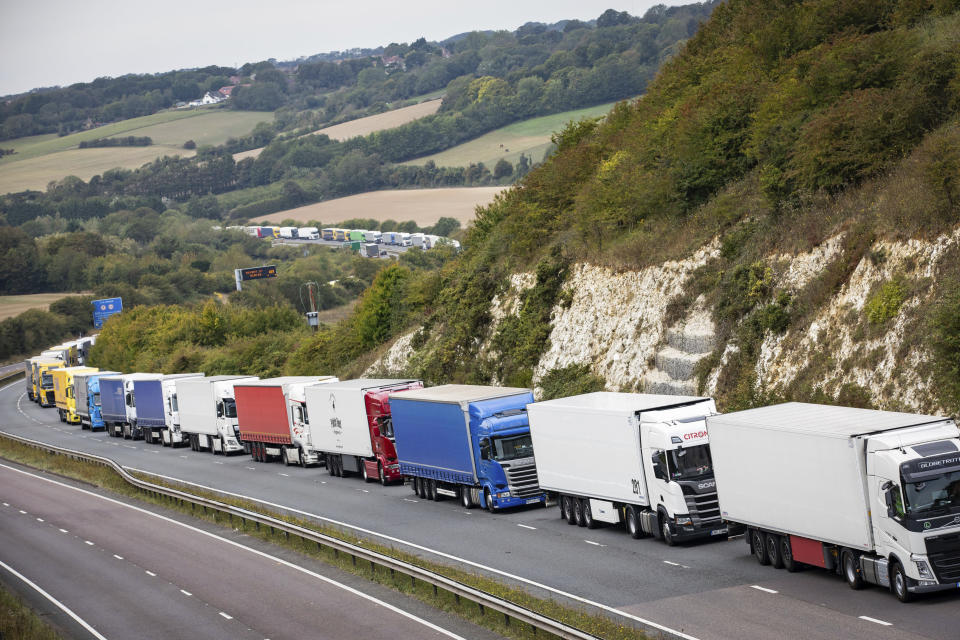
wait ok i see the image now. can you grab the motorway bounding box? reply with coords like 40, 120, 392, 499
0, 460, 498, 640
2, 379, 957, 640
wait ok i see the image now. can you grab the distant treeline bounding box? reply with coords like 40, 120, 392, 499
78, 136, 152, 148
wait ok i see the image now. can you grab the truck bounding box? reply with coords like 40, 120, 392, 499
51, 366, 98, 424
410, 233, 425, 248
133, 374, 204, 444
424, 234, 440, 249
279, 226, 298, 239
363, 230, 382, 243
349, 230, 366, 242
74, 370, 119, 430
361, 242, 381, 258
35, 360, 66, 407
333, 229, 349, 242
707, 402, 960, 602
305, 379, 423, 484
256, 227, 274, 238
299, 227, 320, 240
321, 228, 335, 241
390, 385, 546, 511
175, 375, 259, 452
100, 373, 161, 438
234, 376, 338, 464
527, 392, 725, 544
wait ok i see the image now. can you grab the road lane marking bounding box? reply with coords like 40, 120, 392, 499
219, 612, 233, 620
19, 510, 26, 514
750, 585, 778, 594
145, 570, 156, 577
113, 554, 123, 560
279, 473, 289, 477
517, 524, 536, 530
403, 498, 418, 503
859, 616, 892, 626
180, 589, 192, 596
118, 466, 700, 640
0, 559, 108, 640
246, 467, 256, 470
2, 502, 8, 506
84, 540, 94, 546
0, 462, 469, 640
59, 528, 68, 533
584, 540, 606, 547
36, 518, 43, 522
663, 560, 680, 566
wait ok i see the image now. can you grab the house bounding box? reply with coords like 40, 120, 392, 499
218, 85, 235, 97
380, 55, 406, 71
187, 92, 224, 108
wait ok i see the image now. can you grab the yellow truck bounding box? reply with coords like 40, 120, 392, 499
35, 360, 66, 407
52, 366, 98, 424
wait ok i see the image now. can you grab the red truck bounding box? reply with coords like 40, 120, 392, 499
234, 376, 337, 464
304, 379, 422, 483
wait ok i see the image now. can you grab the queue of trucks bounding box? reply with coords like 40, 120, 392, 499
20, 341, 960, 603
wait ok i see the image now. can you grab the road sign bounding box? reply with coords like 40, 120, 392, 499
92, 297, 123, 329
234, 265, 277, 291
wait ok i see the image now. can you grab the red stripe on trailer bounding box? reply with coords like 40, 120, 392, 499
789, 535, 827, 568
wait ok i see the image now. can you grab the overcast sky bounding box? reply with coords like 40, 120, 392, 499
0, 0, 694, 96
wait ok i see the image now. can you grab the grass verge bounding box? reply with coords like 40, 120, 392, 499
0, 584, 64, 640
0, 434, 650, 640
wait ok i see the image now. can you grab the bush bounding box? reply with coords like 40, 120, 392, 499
929, 281, 960, 412
864, 279, 905, 324
539, 364, 606, 400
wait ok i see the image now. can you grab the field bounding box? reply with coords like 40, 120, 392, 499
403, 101, 622, 168
0, 109, 272, 194
0, 292, 92, 321
233, 99, 442, 161
257, 186, 506, 227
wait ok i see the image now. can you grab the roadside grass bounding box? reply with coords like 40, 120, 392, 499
403, 102, 624, 168
0, 584, 63, 640
0, 434, 648, 640
0, 292, 92, 321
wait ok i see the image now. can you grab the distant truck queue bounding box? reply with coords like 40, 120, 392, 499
21, 335, 960, 603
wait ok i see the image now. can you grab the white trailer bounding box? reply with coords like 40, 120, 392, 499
528, 392, 724, 545
708, 402, 960, 601
173, 375, 258, 452
399, 232, 412, 247
363, 230, 382, 243
410, 233, 425, 247
279, 226, 298, 239
299, 226, 320, 240
304, 379, 422, 482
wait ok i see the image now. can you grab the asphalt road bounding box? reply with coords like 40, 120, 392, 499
0, 459, 499, 640
2, 379, 958, 640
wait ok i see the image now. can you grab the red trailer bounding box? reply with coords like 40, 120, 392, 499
235, 376, 336, 463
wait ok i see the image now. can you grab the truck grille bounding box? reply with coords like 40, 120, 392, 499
503, 461, 541, 498
683, 491, 721, 525
926, 532, 960, 583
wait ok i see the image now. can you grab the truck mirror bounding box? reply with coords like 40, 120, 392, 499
884, 489, 894, 516
480, 438, 491, 460
216, 402, 223, 418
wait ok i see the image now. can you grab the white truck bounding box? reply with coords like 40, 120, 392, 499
173, 375, 258, 453
304, 379, 422, 483
708, 402, 960, 602
410, 233, 425, 248
299, 226, 320, 240
363, 230, 382, 243
528, 392, 725, 545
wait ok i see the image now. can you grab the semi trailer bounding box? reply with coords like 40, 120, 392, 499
527, 393, 726, 544
708, 402, 960, 602
100, 373, 161, 438
390, 385, 546, 511
74, 370, 120, 430
133, 374, 204, 443
234, 376, 337, 464
51, 366, 98, 424
304, 379, 423, 483
174, 375, 259, 452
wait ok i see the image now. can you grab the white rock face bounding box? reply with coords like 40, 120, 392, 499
364, 330, 417, 376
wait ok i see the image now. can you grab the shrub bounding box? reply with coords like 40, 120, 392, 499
864, 279, 905, 324
539, 364, 606, 400
928, 280, 960, 412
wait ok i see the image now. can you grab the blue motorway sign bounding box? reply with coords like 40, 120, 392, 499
92, 297, 123, 329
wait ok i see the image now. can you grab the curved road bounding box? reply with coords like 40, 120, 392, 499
2, 380, 957, 640
0, 460, 497, 640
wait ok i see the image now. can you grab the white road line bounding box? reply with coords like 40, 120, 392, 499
19, 509, 27, 514
36, 517, 44, 522
0, 463, 468, 640
219, 612, 233, 620
245, 467, 256, 471
403, 498, 418, 503
145, 570, 156, 577
180, 589, 192, 596
0, 558, 108, 640
113, 555, 123, 560
119, 466, 698, 640
84, 540, 94, 546
279, 473, 289, 477
663, 560, 680, 566
59, 528, 68, 533
584, 540, 605, 547
859, 616, 893, 626
2, 502, 8, 506
517, 524, 537, 530
214, 461, 224, 465
750, 585, 778, 594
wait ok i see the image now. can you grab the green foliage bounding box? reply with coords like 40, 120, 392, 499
538, 364, 606, 400
928, 280, 960, 412
865, 279, 906, 324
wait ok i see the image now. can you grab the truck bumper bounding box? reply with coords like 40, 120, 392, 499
910, 580, 960, 595
492, 494, 547, 509
671, 522, 729, 542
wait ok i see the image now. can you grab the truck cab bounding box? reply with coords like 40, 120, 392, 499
865, 424, 960, 600
36, 360, 65, 407
52, 366, 98, 424
474, 409, 541, 511
213, 377, 257, 453
77, 371, 119, 431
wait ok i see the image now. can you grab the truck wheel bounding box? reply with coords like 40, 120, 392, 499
573, 499, 585, 526
362, 462, 371, 482
890, 561, 913, 603
378, 463, 387, 486
751, 529, 770, 565
582, 500, 597, 529
766, 533, 783, 569
430, 480, 441, 501
460, 486, 474, 509
484, 488, 497, 512
417, 478, 428, 499
564, 497, 577, 525
780, 537, 798, 572
283, 447, 293, 466
660, 514, 676, 546
842, 550, 864, 590
299, 448, 307, 467
559, 496, 570, 522
328, 456, 337, 476
626, 506, 644, 539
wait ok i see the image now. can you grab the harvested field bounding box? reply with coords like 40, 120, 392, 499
0, 292, 92, 321
234, 99, 442, 161
257, 187, 507, 227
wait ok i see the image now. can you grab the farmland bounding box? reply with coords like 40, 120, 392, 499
257, 186, 506, 227
0, 293, 92, 321
233, 99, 443, 161
402, 101, 622, 168
0, 109, 272, 194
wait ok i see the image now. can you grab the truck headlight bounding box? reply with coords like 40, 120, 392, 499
675, 516, 693, 526
497, 491, 511, 498
914, 559, 934, 580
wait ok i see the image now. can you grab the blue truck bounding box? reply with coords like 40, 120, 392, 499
133, 374, 203, 443
390, 384, 546, 511
99, 374, 128, 436
75, 370, 119, 431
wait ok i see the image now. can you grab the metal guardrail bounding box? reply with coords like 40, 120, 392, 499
0, 430, 600, 640
0, 368, 24, 384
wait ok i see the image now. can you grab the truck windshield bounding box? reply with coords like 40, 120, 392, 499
222, 398, 237, 419
41, 373, 53, 388
378, 416, 394, 439
667, 444, 713, 480
93, 392, 101, 407
492, 435, 534, 461
903, 471, 960, 517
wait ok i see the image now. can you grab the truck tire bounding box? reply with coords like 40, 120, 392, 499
842, 550, 865, 590
766, 533, 783, 569
780, 536, 798, 572
660, 513, 676, 546
484, 488, 497, 512
626, 506, 644, 539
573, 499, 585, 526
378, 463, 387, 486
890, 561, 913, 603
299, 448, 308, 467
328, 456, 337, 476
751, 529, 770, 565
283, 447, 293, 466
417, 477, 428, 499
582, 500, 597, 529
559, 496, 570, 522
362, 462, 371, 482
564, 497, 577, 525
431, 480, 442, 501
460, 486, 474, 509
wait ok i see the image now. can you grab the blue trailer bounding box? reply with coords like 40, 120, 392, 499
391, 384, 546, 511
133, 374, 203, 443
75, 370, 119, 431
99, 375, 127, 435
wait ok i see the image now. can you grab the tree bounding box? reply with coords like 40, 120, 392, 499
493, 159, 514, 180
430, 217, 461, 237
